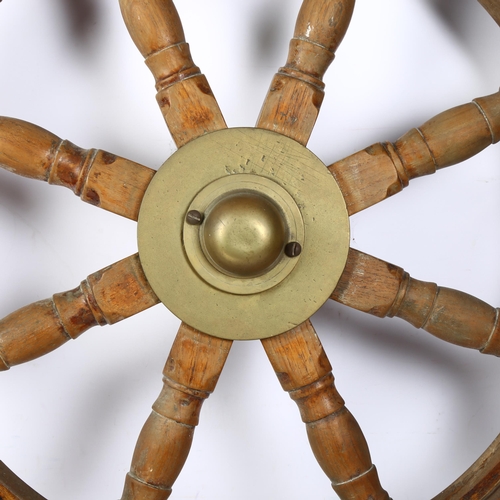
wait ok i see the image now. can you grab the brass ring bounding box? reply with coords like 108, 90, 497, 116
137, 128, 350, 340
183, 174, 305, 295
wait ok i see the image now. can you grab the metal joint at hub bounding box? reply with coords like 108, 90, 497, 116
183, 174, 305, 295
137, 128, 350, 340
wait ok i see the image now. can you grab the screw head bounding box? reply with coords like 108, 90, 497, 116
186, 210, 204, 225
284, 241, 302, 258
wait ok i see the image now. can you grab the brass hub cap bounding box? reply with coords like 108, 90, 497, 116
138, 128, 350, 340
183, 174, 305, 295
203, 192, 285, 278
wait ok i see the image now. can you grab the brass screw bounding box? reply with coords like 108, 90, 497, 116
284, 241, 302, 258
186, 210, 204, 225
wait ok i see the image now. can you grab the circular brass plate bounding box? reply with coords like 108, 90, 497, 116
137, 128, 349, 340
183, 174, 305, 295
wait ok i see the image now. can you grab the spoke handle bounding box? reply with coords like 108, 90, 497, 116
0, 255, 158, 370
119, 0, 189, 85
395, 91, 500, 179
257, 0, 355, 146
331, 249, 500, 355
119, 0, 184, 58
289, 0, 355, 79
262, 321, 390, 499
122, 324, 232, 499
329, 90, 500, 215
0, 117, 155, 221
391, 278, 500, 355
119, 0, 226, 147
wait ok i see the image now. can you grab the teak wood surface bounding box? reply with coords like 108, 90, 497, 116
0, 1, 499, 499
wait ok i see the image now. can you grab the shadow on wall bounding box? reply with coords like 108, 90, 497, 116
250, 0, 291, 67
427, 0, 500, 80
57, 0, 101, 49
429, 0, 474, 35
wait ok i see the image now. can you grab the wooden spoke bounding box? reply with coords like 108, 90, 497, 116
262, 320, 390, 499
0, 117, 155, 221
119, 0, 227, 148
0, 254, 159, 371
0, 461, 47, 500
256, 0, 355, 146
121, 322, 232, 500
328, 90, 500, 215
331, 248, 500, 355
478, 0, 500, 26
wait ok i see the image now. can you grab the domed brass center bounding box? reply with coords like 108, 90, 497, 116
202, 192, 287, 278
138, 127, 350, 340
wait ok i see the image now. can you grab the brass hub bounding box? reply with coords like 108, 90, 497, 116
137, 128, 350, 340
202, 192, 285, 278
182, 174, 305, 296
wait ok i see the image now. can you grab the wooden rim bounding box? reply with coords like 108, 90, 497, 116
0, 461, 47, 500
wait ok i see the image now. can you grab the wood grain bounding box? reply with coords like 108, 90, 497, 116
329, 90, 500, 215
121, 323, 232, 500
0, 254, 159, 371
331, 249, 500, 355
0, 117, 155, 221
257, 0, 355, 146
119, 0, 226, 147
262, 320, 390, 499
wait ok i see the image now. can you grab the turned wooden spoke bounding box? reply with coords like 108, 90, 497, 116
121, 323, 232, 500
478, 0, 500, 26
256, 0, 355, 146
329, 90, 500, 215
0, 461, 47, 500
0, 117, 155, 221
2, 0, 500, 498
119, 0, 227, 148
331, 249, 500, 355
0, 254, 159, 371
262, 320, 390, 499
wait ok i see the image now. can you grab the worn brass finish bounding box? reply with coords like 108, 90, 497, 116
202, 192, 286, 278
183, 174, 304, 295
137, 128, 350, 340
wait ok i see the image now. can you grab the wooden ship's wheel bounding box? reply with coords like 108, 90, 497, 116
1, 1, 500, 499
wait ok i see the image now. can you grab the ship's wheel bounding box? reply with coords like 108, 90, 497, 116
1, 1, 500, 499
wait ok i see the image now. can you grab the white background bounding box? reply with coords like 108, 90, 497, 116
0, 0, 499, 499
